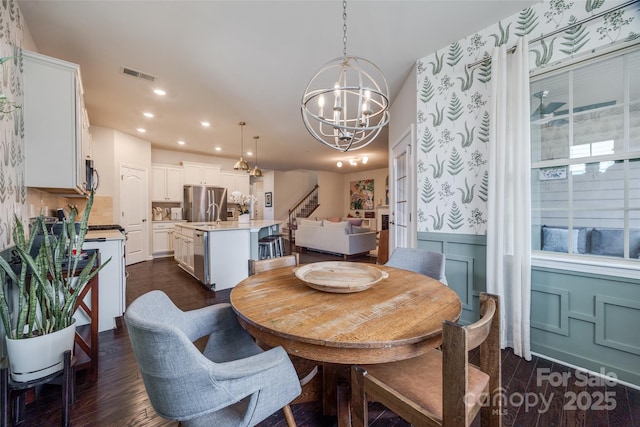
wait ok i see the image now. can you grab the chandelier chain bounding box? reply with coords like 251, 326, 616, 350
342, 0, 347, 57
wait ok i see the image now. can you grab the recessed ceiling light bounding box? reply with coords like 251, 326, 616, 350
153, 88, 166, 96
247, 151, 253, 156
214, 147, 222, 151
337, 161, 343, 167
143, 112, 154, 118
177, 140, 185, 145
362, 156, 368, 164
137, 128, 146, 133
201, 121, 211, 127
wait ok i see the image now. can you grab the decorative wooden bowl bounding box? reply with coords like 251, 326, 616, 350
294, 261, 389, 293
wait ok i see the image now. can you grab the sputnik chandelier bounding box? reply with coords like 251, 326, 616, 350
301, 0, 390, 152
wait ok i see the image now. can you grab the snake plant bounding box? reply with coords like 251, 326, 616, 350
0, 191, 110, 339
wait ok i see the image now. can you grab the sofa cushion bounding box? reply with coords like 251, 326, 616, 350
323, 220, 351, 234
324, 216, 341, 223
299, 219, 322, 227
345, 218, 363, 226
351, 225, 369, 234
542, 226, 582, 253
591, 228, 640, 258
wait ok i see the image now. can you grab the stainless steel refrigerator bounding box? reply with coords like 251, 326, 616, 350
183, 185, 228, 222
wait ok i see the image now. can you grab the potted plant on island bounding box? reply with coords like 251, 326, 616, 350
0, 191, 110, 382
229, 191, 256, 223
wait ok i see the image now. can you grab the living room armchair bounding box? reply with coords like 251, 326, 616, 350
125, 290, 301, 426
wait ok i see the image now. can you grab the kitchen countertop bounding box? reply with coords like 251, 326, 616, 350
86, 230, 125, 241
176, 220, 282, 232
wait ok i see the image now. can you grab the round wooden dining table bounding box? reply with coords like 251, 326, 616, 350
230, 262, 461, 423
230, 262, 462, 364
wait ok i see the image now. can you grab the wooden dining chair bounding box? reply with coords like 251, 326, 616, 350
351, 293, 501, 427
249, 253, 299, 276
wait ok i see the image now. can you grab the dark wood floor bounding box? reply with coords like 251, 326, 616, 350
17, 250, 640, 427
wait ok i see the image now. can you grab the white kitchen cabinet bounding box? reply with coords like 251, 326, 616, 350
78, 233, 126, 332
23, 50, 89, 195
152, 222, 176, 257
182, 161, 221, 186
174, 224, 194, 274
152, 164, 183, 202
221, 171, 250, 195
173, 231, 182, 262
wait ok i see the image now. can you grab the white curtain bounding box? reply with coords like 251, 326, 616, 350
486, 36, 532, 361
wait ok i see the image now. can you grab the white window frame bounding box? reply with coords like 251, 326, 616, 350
530, 43, 640, 276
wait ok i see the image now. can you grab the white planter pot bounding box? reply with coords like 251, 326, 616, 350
5, 320, 76, 382
238, 214, 250, 224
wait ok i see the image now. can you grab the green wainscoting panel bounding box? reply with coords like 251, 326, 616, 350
531, 286, 570, 336
418, 232, 486, 324
418, 232, 640, 386
595, 296, 640, 356
532, 267, 640, 386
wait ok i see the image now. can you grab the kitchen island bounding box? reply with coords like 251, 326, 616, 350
173, 220, 281, 291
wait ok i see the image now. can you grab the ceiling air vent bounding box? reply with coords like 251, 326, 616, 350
120, 66, 157, 83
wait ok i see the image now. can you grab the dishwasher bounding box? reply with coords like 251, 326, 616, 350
193, 231, 211, 287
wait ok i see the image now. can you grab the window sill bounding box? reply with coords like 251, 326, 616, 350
532, 251, 640, 280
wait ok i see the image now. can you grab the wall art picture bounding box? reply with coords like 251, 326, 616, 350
350, 179, 374, 210
539, 166, 567, 181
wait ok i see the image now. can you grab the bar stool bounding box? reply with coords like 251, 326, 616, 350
258, 239, 276, 259
269, 235, 285, 257
258, 235, 285, 259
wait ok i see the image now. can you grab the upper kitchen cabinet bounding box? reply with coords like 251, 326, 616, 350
23, 50, 90, 196
151, 164, 183, 202
182, 161, 220, 186
221, 171, 250, 195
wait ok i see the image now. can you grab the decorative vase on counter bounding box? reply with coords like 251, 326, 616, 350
238, 214, 250, 224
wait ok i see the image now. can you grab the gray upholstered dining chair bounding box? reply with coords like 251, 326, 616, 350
125, 290, 301, 427
385, 247, 448, 284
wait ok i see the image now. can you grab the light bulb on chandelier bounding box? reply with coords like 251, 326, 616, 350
301, 0, 389, 152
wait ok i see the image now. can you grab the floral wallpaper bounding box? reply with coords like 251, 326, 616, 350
416, 0, 640, 234
0, 0, 25, 250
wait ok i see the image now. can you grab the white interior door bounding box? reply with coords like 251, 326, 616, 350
389, 126, 416, 252
120, 165, 148, 265
253, 180, 264, 220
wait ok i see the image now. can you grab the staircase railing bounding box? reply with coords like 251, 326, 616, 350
287, 184, 320, 248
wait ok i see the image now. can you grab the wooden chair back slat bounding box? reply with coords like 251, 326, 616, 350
249, 253, 299, 276
465, 298, 496, 350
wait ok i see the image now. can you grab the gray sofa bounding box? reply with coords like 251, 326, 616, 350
538, 225, 640, 259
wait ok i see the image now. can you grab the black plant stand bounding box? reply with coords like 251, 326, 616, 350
1, 350, 75, 426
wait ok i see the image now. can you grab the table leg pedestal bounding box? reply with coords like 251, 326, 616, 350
322, 363, 353, 426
